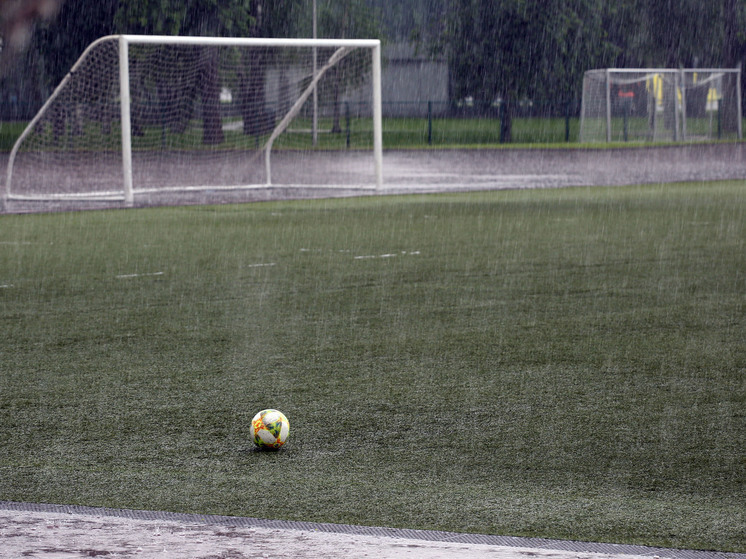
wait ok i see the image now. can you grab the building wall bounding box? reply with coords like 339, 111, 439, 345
245, 42, 449, 121
345, 42, 449, 118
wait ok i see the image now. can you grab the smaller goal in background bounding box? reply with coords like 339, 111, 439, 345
579, 68, 742, 143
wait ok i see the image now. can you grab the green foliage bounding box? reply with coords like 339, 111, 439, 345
317, 0, 382, 39
305, 1, 383, 131
630, 0, 729, 67
446, 0, 617, 103
114, 1, 309, 146
5, 0, 746, 133
441, 0, 746, 103
366, 0, 447, 45
114, 0, 254, 37
27, 0, 119, 91
112, 0, 309, 39
0, 182, 744, 551
438, 0, 746, 140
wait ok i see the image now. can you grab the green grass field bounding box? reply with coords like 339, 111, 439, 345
7, 114, 746, 153
1, 182, 744, 551
0, 121, 27, 151
5, 115, 575, 152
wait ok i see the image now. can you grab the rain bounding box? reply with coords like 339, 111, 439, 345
1, 1, 745, 557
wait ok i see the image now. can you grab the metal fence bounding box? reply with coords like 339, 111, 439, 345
0, 97, 628, 150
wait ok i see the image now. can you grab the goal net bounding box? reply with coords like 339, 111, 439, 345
4, 35, 383, 205
580, 68, 742, 143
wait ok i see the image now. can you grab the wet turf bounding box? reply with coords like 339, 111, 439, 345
0, 182, 744, 551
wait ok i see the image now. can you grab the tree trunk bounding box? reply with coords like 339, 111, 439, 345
330, 66, 342, 133
239, 1, 274, 138
499, 101, 512, 143
200, 46, 224, 145
239, 49, 274, 137
330, 2, 349, 134
721, 0, 741, 134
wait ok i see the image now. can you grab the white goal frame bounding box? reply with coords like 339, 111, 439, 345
4, 35, 384, 206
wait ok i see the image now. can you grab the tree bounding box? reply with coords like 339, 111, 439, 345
26, 0, 119, 91
13, 0, 120, 137
440, 0, 746, 142
606, 0, 744, 133
721, 0, 746, 131
237, 0, 305, 136
1, 0, 313, 128
0, 0, 64, 76
316, 0, 382, 132
629, 0, 723, 67
115, 0, 258, 144
444, 0, 615, 141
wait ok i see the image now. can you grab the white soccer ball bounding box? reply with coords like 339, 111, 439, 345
250, 409, 290, 450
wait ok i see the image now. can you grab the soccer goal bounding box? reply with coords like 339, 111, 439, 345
580, 68, 742, 143
3, 35, 383, 206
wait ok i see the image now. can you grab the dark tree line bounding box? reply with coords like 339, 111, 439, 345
2, 0, 746, 142
442, 0, 746, 139
0, 0, 377, 142
368, 0, 745, 140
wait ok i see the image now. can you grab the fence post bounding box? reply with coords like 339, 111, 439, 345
345, 101, 351, 148
499, 101, 507, 143
427, 101, 433, 145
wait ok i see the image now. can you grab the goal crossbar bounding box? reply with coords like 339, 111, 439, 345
3, 35, 384, 207
120, 35, 381, 49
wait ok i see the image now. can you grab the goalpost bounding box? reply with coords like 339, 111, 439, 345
3, 35, 383, 206
580, 68, 742, 143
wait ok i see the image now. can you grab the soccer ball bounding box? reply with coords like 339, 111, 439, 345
250, 409, 290, 450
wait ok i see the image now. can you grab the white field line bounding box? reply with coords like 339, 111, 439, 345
300, 248, 352, 253
380, 173, 585, 190
300, 248, 420, 259
115, 272, 165, 279
389, 173, 571, 180
354, 250, 420, 260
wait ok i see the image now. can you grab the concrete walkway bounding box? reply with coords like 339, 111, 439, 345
2, 502, 744, 559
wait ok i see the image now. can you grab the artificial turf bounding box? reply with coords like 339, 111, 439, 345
0, 182, 744, 551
